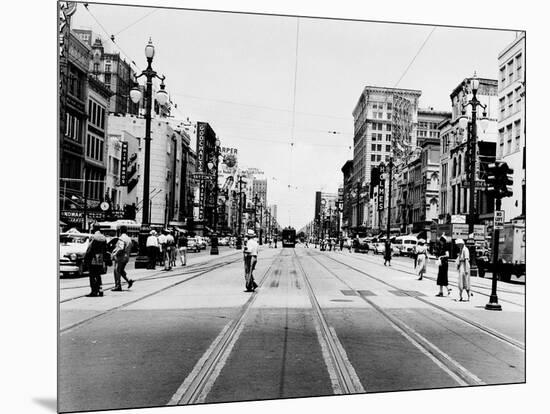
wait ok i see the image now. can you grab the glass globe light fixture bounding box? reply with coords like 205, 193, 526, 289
145, 38, 155, 59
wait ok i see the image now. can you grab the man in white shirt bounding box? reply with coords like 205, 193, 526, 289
157, 231, 167, 267
111, 225, 134, 291
146, 230, 159, 270
244, 229, 259, 292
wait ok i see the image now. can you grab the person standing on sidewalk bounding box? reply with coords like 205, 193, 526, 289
111, 225, 134, 291
83, 230, 108, 297
165, 230, 175, 270
383, 240, 392, 266
455, 238, 471, 301
177, 230, 188, 266
243, 229, 259, 292
157, 230, 167, 267
435, 236, 452, 296
416, 239, 428, 280
146, 230, 159, 270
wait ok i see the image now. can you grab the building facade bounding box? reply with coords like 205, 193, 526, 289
497, 32, 525, 221
438, 77, 499, 228
60, 31, 90, 213
351, 86, 422, 233
340, 160, 354, 236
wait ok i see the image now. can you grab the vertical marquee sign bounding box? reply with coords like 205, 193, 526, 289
119, 141, 129, 186
196, 122, 207, 221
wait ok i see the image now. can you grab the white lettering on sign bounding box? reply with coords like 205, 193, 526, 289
494, 210, 505, 230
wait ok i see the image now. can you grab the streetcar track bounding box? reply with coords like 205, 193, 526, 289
332, 251, 525, 306
309, 251, 525, 352
60, 252, 242, 291
168, 250, 284, 405
292, 250, 365, 394
60, 257, 243, 334
301, 250, 492, 386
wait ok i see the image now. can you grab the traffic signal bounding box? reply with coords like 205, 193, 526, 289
485, 161, 514, 199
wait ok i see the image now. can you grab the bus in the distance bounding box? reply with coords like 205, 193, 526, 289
281, 227, 296, 248
96, 220, 141, 253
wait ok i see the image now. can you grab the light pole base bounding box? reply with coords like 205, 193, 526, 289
210, 233, 219, 255
485, 297, 502, 311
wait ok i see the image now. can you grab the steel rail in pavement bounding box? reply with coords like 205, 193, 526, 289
311, 251, 525, 352
303, 250, 491, 386
293, 250, 365, 394
168, 250, 284, 406
60, 253, 242, 303
60, 256, 243, 334
335, 251, 524, 302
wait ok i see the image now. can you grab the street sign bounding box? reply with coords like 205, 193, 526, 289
473, 224, 486, 241
494, 210, 505, 230
451, 215, 466, 224
452, 224, 469, 239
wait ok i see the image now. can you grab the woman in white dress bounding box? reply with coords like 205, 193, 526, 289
416, 239, 428, 280
455, 238, 471, 301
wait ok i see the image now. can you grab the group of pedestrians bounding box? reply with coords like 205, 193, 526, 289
83, 225, 134, 297
146, 229, 188, 271
430, 237, 471, 301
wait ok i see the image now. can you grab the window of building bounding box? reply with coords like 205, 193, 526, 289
371, 144, 377, 151
371, 154, 376, 161
387, 103, 392, 111
514, 120, 521, 151
377, 144, 382, 151
105, 73, 111, 86
377, 123, 383, 131
429, 131, 439, 138
507, 61, 514, 84
499, 97, 505, 121
377, 154, 382, 161
506, 125, 513, 155
372, 102, 378, 109
386, 145, 390, 152
516, 53, 523, 80
386, 124, 392, 131
372, 133, 377, 141
507, 92, 514, 115
500, 66, 506, 86
386, 134, 391, 141
105, 63, 111, 73
387, 113, 392, 120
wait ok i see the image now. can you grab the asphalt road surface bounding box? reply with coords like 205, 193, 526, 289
59, 246, 525, 413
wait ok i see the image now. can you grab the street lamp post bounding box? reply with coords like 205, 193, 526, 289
259, 198, 264, 245
236, 175, 245, 250
129, 38, 169, 268
208, 139, 221, 255
458, 72, 489, 277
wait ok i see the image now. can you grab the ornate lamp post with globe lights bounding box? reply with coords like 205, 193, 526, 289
129, 38, 169, 268
457, 72, 489, 277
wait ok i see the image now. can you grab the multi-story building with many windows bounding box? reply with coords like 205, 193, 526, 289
84, 75, 112, 208
438, 77, 499, 227
352, 86, 422, 233
497, 32, 525, 221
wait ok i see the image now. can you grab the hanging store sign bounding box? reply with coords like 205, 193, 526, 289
197, 122, 207, 221
452, 224, 469, 239
378, 182, 385, 211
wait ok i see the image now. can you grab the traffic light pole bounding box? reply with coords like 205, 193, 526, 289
485, 197, 502, 311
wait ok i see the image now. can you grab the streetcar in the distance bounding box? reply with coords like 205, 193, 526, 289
281, 227, 296, 248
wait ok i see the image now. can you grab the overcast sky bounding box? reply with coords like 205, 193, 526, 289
71, 3, 516, 231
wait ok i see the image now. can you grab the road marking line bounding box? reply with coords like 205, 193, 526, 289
167, 323, 231, 405
329, 326, 365, 393
311, 316, 343, 394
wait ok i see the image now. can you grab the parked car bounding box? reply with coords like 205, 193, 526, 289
374, 241, 386, 255
187, 237, 201, 253
59, 232, 106, 277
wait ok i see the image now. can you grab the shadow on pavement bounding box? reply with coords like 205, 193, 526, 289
32, 397, 57, 412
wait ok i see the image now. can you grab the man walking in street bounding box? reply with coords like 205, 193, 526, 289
146, 230, 159, 270
243, 229, 259, 292
157, 230, 167, 267
111, 225, 134, 291
383, 240, 392, 266
165, 230, 175, 270
455, 238, 471, 301
83, 229, 108, 297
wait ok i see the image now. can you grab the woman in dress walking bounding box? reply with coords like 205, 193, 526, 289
455, 238, 471, 301
435, 236, 452, 296
416, 239, 428, 280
